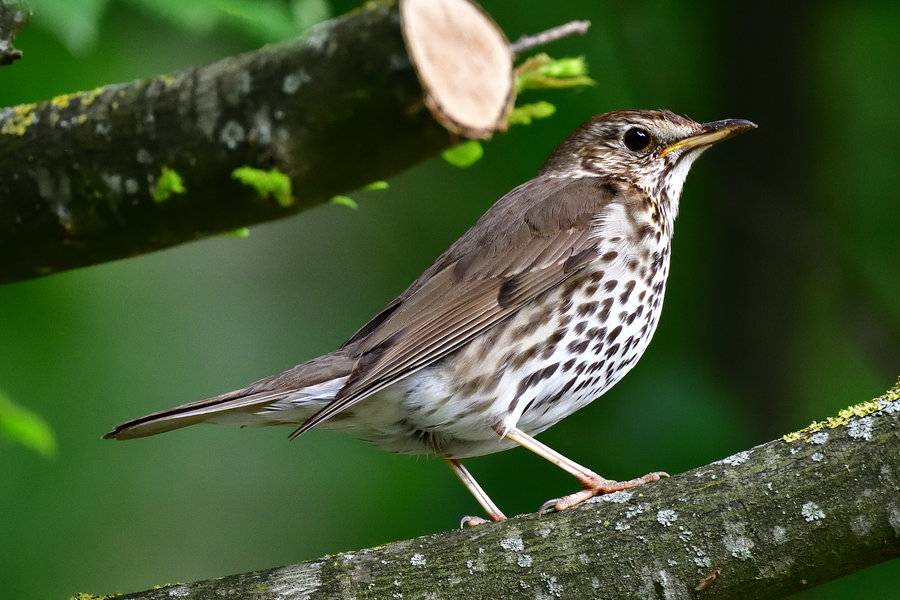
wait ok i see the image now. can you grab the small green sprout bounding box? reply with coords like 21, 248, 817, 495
153, 166, 186, 202
231, 166, 293, 207
442, 140, 484, 168
330, 195, 359, 210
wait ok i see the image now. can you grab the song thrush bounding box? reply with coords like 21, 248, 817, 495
106, 110, 755, 523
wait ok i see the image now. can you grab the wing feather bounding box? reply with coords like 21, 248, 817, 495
292, 176, 644, 436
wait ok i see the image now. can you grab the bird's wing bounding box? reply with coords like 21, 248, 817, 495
291, 176, 647, 437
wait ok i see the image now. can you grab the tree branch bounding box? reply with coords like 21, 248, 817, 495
97, 380, 900, 599
0, 0, 522, 284
510, 20, 591, 54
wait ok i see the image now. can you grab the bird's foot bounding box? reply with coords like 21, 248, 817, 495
539, 470, 669, 514
460, 515, 491, 528
460, 513, 505, 528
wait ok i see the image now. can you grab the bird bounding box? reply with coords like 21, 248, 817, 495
105, 109, 756, 524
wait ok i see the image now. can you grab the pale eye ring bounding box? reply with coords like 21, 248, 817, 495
623, 127, 652, 152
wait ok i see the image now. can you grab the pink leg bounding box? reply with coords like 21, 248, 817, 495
445, 458, 506, 525
499, 425, 667, 513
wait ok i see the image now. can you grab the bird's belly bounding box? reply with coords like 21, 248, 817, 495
341, 259, 668, 459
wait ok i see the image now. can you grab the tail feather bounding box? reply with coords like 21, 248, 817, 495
104, 351, 354, 440
103, 388, 287, 440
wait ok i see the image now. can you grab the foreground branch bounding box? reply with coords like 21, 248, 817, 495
102, 380, 900, 599
0, 0, 520, 284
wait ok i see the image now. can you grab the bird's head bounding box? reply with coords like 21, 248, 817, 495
540, 110, 756, 216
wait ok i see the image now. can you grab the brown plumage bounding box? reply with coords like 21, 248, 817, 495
106, 110, 755, 523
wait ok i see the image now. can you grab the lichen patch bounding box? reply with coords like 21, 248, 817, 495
782, 379, 900, 442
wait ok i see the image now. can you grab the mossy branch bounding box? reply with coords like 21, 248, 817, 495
93, 380, 900, 599
0, 1, 452, 284
1, 0, 585, 284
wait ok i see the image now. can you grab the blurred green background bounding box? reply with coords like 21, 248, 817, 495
2, 0, 898, 597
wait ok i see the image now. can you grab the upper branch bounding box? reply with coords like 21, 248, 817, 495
0, 0, 519, 284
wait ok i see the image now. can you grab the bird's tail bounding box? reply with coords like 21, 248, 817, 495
103, 352, 353, 440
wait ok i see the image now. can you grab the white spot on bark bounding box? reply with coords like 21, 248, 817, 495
540, 572, 563, 597
136, 148, 153, 165
888, 508, 900, 535
283, 70, 311, 94
303, 23, 334, 53
723, 522, 754, 560
691, 545, 711, 568
500, 536, 524, 552
591, 489, 634, 504
723, 534, 754, 560
720, 450, 751, 466
847, 416, 873, 440
614, 521, 631, 531
656, 509, 678, 527
125, 178, 139, 194
409, 553, 425, 566
810, 432, 829, 445
772, 525, 787, 544
625, 503, 647, 519
102, 173, 122, 194
517, 554, 532, 567
219, 120, 246, 149
167, 585, 189, 597
801, 501, 825, 522
811, 452, 824, 462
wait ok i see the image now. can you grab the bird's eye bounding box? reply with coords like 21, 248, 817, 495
623, 127, 652, 152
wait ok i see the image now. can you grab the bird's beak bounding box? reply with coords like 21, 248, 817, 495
660, 118, 757, 157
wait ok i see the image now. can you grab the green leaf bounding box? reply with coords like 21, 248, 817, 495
231, 166, 293, 207
362, 180, 389, 191
0, 391, 57, 458
330, 195, 359, 210
442, 140, 484, 168
221, 227, 250, 237
515, 54, 596, 93
153, 166, 187, 202
507, 101, 556, 126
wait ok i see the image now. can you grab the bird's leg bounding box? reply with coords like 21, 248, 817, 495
497, 425, 668, 514
444, 458, 507, 526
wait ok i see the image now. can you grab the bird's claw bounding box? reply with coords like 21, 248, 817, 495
460, 515, 492, 528
537, 470, 669, 515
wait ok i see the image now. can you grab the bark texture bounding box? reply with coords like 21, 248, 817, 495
0, 0, 512, 284
96, 380, 900, 599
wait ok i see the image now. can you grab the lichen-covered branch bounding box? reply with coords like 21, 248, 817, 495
0, 0, 510, 284
96, 380, 900, 599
